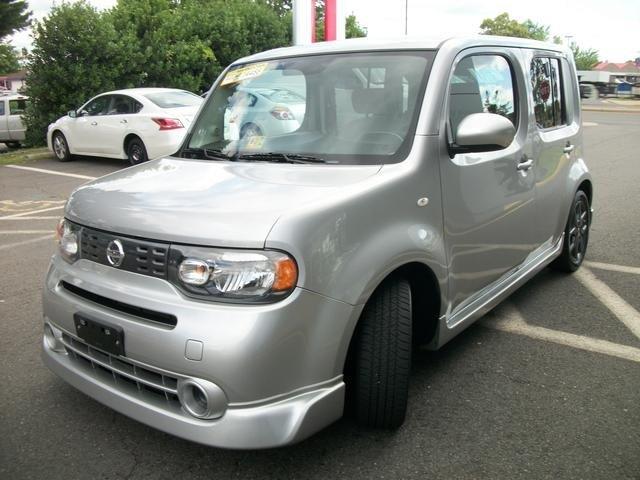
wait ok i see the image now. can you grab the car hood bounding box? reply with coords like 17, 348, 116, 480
65, 157, 381, 248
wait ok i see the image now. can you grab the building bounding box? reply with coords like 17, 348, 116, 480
578, 61, 640, 84
0, 70, 27, 93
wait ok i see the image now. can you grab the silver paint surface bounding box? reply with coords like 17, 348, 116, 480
43, 35, 591, 448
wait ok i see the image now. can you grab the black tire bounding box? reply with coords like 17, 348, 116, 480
127, 137, 148, 165
351, 277, 412, 429
5, 141, 21, 149
552, 190, 591, 273
52, 132, 72, 162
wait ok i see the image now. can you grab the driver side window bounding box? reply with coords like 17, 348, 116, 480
84, 96, 110, 116
449, 54, 517, 138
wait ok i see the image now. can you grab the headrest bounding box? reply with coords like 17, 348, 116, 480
352, 88, 393, 115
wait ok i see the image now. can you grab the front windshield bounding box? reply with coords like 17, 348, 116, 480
182, 51, 434, 164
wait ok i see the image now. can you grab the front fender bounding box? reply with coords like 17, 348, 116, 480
265, 136, 447, 308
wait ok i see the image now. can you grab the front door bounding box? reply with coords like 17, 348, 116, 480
72, 95, 111, 154
440, 48, 538, 314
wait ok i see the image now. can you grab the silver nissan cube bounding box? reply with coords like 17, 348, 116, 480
42, 36, 592, 449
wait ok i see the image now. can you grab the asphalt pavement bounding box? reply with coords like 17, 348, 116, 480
0, 111, 638, 479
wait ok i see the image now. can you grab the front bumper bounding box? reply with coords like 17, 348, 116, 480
42, 254, 357, 448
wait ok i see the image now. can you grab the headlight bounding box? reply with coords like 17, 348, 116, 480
55, 218, 79, 263
169, 246, 298, 303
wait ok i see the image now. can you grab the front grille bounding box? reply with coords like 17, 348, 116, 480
79, 226, 169, 279
61, 281, 177, 327
61, 332, 183, 413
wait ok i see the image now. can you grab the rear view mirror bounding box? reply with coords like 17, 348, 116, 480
453, 113, 516, 153
67, 110, 77, 118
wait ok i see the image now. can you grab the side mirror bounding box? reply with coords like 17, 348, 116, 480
67, 110, 77, 118
453, 113, 516, 153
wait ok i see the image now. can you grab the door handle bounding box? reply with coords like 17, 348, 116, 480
91, 121, 98, 126
517, 158, 534, 171
120, 119, 127, 124
563, 143, 575, 154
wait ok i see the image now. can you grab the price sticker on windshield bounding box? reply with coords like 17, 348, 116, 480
221, 62, 269, 86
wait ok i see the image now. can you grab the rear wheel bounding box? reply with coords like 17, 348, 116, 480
127, 137, 148, 165
5, 141, 21, 149
350, 277, 412, 429
552, 190, 591, 273
52, 132, 72, 162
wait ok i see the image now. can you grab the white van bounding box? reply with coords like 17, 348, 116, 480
0, 92, 29, 147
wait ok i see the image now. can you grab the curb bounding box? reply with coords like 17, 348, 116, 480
582, 106, 640, 113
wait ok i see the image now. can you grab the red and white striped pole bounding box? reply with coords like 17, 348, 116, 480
324, 0, 337, 41
292, 0, 316, 45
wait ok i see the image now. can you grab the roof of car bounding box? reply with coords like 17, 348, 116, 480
97, 87, 191, 97
235, 35, 570, 65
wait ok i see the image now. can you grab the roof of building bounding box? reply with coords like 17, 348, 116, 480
0, 70, 27, 80
594, 61, 640, 73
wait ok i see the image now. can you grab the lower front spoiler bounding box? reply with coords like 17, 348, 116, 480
42, 343, 345, 449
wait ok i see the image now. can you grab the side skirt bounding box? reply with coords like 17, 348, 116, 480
428, 234, 564, 350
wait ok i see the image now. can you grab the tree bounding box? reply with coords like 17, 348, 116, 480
314, 1, 367, 41
346, 14, 367, 38
570, 43, 599, 70
0, 0, 31, 39
0, 43, 20, 74
522, 19, 549, 41
480, 13, 549, 41
24, 1, 137, 145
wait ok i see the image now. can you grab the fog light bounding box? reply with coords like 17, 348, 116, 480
177, 378, 227, 420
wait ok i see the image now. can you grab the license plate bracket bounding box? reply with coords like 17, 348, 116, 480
74, 314, 125, 356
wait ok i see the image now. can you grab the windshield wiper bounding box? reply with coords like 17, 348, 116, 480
236, 152, 330, 164
180, 147, 231, 161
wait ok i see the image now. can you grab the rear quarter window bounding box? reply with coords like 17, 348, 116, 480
531, 57, 566, 128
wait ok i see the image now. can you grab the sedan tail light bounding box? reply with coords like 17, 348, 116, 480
152, 118, 184, 130
270, 106, 295, 121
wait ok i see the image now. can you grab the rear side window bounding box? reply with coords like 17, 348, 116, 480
108, 95, 143, 115
9, 99, 29, 115
0, 101, 4, 116
531, 57, 565, 128
449, 54, 517, 137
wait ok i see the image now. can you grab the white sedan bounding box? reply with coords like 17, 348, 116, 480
47, 88, 203, 165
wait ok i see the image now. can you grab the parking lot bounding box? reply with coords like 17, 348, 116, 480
0, 110, 638, 479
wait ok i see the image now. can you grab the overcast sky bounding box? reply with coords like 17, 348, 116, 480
10, 0, 640, 62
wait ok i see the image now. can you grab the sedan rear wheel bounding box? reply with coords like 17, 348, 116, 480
127, 137, 148, 166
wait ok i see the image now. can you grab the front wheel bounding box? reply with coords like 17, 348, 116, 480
52, 132, 72, 162
552, 190, 591, 273
127, 137, 148, 165
350, 277, 412, 429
